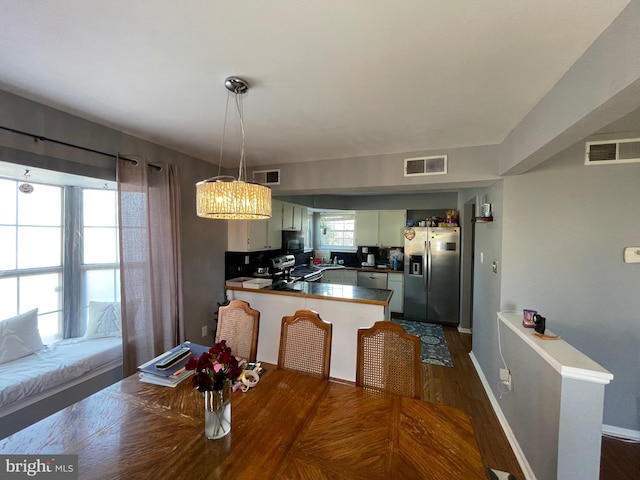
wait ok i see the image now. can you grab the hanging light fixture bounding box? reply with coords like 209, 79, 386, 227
196, 76, 272, 220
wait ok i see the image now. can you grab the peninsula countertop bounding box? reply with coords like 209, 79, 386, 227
225, 280, 392, 307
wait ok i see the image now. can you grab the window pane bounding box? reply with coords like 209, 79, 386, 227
84, 227, 118, 264
0, 178, 16, 224
0, 226, 16, 270
0, 277, 17, 320
17, 226, 62, 268
19, 273, 62, 314
83, 189, 117, 227
38, 310, 62, 344
84, 269, 120, 303
320, 213, 355, 248
17, 183, 61, 226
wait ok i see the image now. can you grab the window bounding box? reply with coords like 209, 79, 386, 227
319, 213, 355, 249
0, 170, 119, 344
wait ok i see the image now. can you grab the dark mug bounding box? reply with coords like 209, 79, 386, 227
533, 314, 546, 334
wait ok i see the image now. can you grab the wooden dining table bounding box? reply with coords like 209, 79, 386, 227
0, 366, 486, 479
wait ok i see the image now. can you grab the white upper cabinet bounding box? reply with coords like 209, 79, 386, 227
355, 211, 379, 246
267, 199, 283, 250
282, 202, 305, 231
378, 210, 406, 247
227, 199, 283, 252
355, 210, 406, 247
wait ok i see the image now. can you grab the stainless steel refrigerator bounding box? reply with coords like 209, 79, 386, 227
403, 227, 460, 325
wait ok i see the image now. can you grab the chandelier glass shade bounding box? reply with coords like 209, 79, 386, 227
196, 76, 272, 220
196, 176, 272, 219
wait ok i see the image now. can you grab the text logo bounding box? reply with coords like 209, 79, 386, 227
1, 455, 78, 479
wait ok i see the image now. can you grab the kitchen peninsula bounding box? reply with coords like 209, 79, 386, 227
226, 281, 392, 382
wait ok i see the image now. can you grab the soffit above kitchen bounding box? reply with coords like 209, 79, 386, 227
0, 1, 631, 170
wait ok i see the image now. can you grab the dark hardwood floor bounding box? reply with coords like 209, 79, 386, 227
432, 326, 640, 480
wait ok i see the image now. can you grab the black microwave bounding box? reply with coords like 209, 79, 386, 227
282, 230, 304, 254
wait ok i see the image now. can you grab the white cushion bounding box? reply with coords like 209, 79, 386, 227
0, 309, 44, 365
85, 302, 122, 338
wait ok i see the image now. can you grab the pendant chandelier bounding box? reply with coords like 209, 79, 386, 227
196, 76, 272, 220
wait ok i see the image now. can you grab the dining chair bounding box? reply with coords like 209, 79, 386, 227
215, 300, 260, 362
277, 309, 332, 379
356, 321, 422, 399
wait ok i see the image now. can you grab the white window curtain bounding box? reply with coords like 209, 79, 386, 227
117, 156, 184, 376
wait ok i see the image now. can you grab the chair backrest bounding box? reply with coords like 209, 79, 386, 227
215, 300, 260, 362
278, 310, 332, 379
356, 321, 422, 399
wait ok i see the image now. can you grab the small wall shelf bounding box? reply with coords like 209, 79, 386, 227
473, 216, 493, 223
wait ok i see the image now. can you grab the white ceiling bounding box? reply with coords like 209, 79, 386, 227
0, 1, 631, 169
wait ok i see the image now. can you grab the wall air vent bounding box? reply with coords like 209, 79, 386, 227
585, 138, 640, 165
253, 169, 280, 185
404, 155, 447, 176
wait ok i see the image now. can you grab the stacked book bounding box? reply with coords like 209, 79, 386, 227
137, 342, 210, 387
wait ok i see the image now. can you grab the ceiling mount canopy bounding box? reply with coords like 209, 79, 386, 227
196, 76, 272, 220
224, 76, 249, 95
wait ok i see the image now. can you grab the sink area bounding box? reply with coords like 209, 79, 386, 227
315, 264, 345, 269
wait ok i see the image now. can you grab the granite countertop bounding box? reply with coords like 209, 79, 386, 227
310, 264, 403, 274
226, 280, 393, 306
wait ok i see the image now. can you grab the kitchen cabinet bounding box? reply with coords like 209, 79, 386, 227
355, 210, 406, 247
378, 211, 406, 247
355, 211, 378, 246
267, 199, 283, 249
227, 199, 283, 252
387, 272, 404, 313
282, 202, 306, 231
321, 269, 357, 286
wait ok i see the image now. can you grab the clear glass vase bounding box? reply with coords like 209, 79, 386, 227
204, 388, 231, 439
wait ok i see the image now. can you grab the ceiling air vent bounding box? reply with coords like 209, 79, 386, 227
585, 138, 640, 165
253, 169, 280, 185
404, 155, 447, 177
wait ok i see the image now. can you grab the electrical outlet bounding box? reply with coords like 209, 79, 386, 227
201, 325, 208, 337
500, 368, 511, 390
492, 260, 498, 274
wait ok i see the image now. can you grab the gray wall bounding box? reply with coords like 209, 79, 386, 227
265, 144, 500, 197
500, 141, 640, 431
0, 89, 224, 344
499, 0, 640, 175
277, 191, 459, 210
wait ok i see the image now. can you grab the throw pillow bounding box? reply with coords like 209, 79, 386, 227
85, 302, 122, 338
0, 309, 44, 365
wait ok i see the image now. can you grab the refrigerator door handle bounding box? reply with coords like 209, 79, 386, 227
425, 240, 431, 292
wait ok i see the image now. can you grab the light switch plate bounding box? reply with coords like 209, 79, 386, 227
623, 247, 640, 263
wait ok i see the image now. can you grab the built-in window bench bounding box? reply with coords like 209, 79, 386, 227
0, 337, 123, 439
490, 311, 613, 480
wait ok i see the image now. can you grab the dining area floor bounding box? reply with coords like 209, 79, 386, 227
435, 327, 640, 480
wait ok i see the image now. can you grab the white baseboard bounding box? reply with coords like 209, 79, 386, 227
469, 352, 537, 480
602, 424, 640, 441
458, 325, 472, 334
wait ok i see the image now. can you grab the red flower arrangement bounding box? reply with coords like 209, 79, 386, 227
185, 341, 241, 392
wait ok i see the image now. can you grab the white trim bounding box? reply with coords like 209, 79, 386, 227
602, 424, 640, 442
498, 311, 613, 385
457, 325, 472, 334
469, 352, 537, 480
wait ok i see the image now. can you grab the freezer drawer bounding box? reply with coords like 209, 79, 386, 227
357, 271, 387, 289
